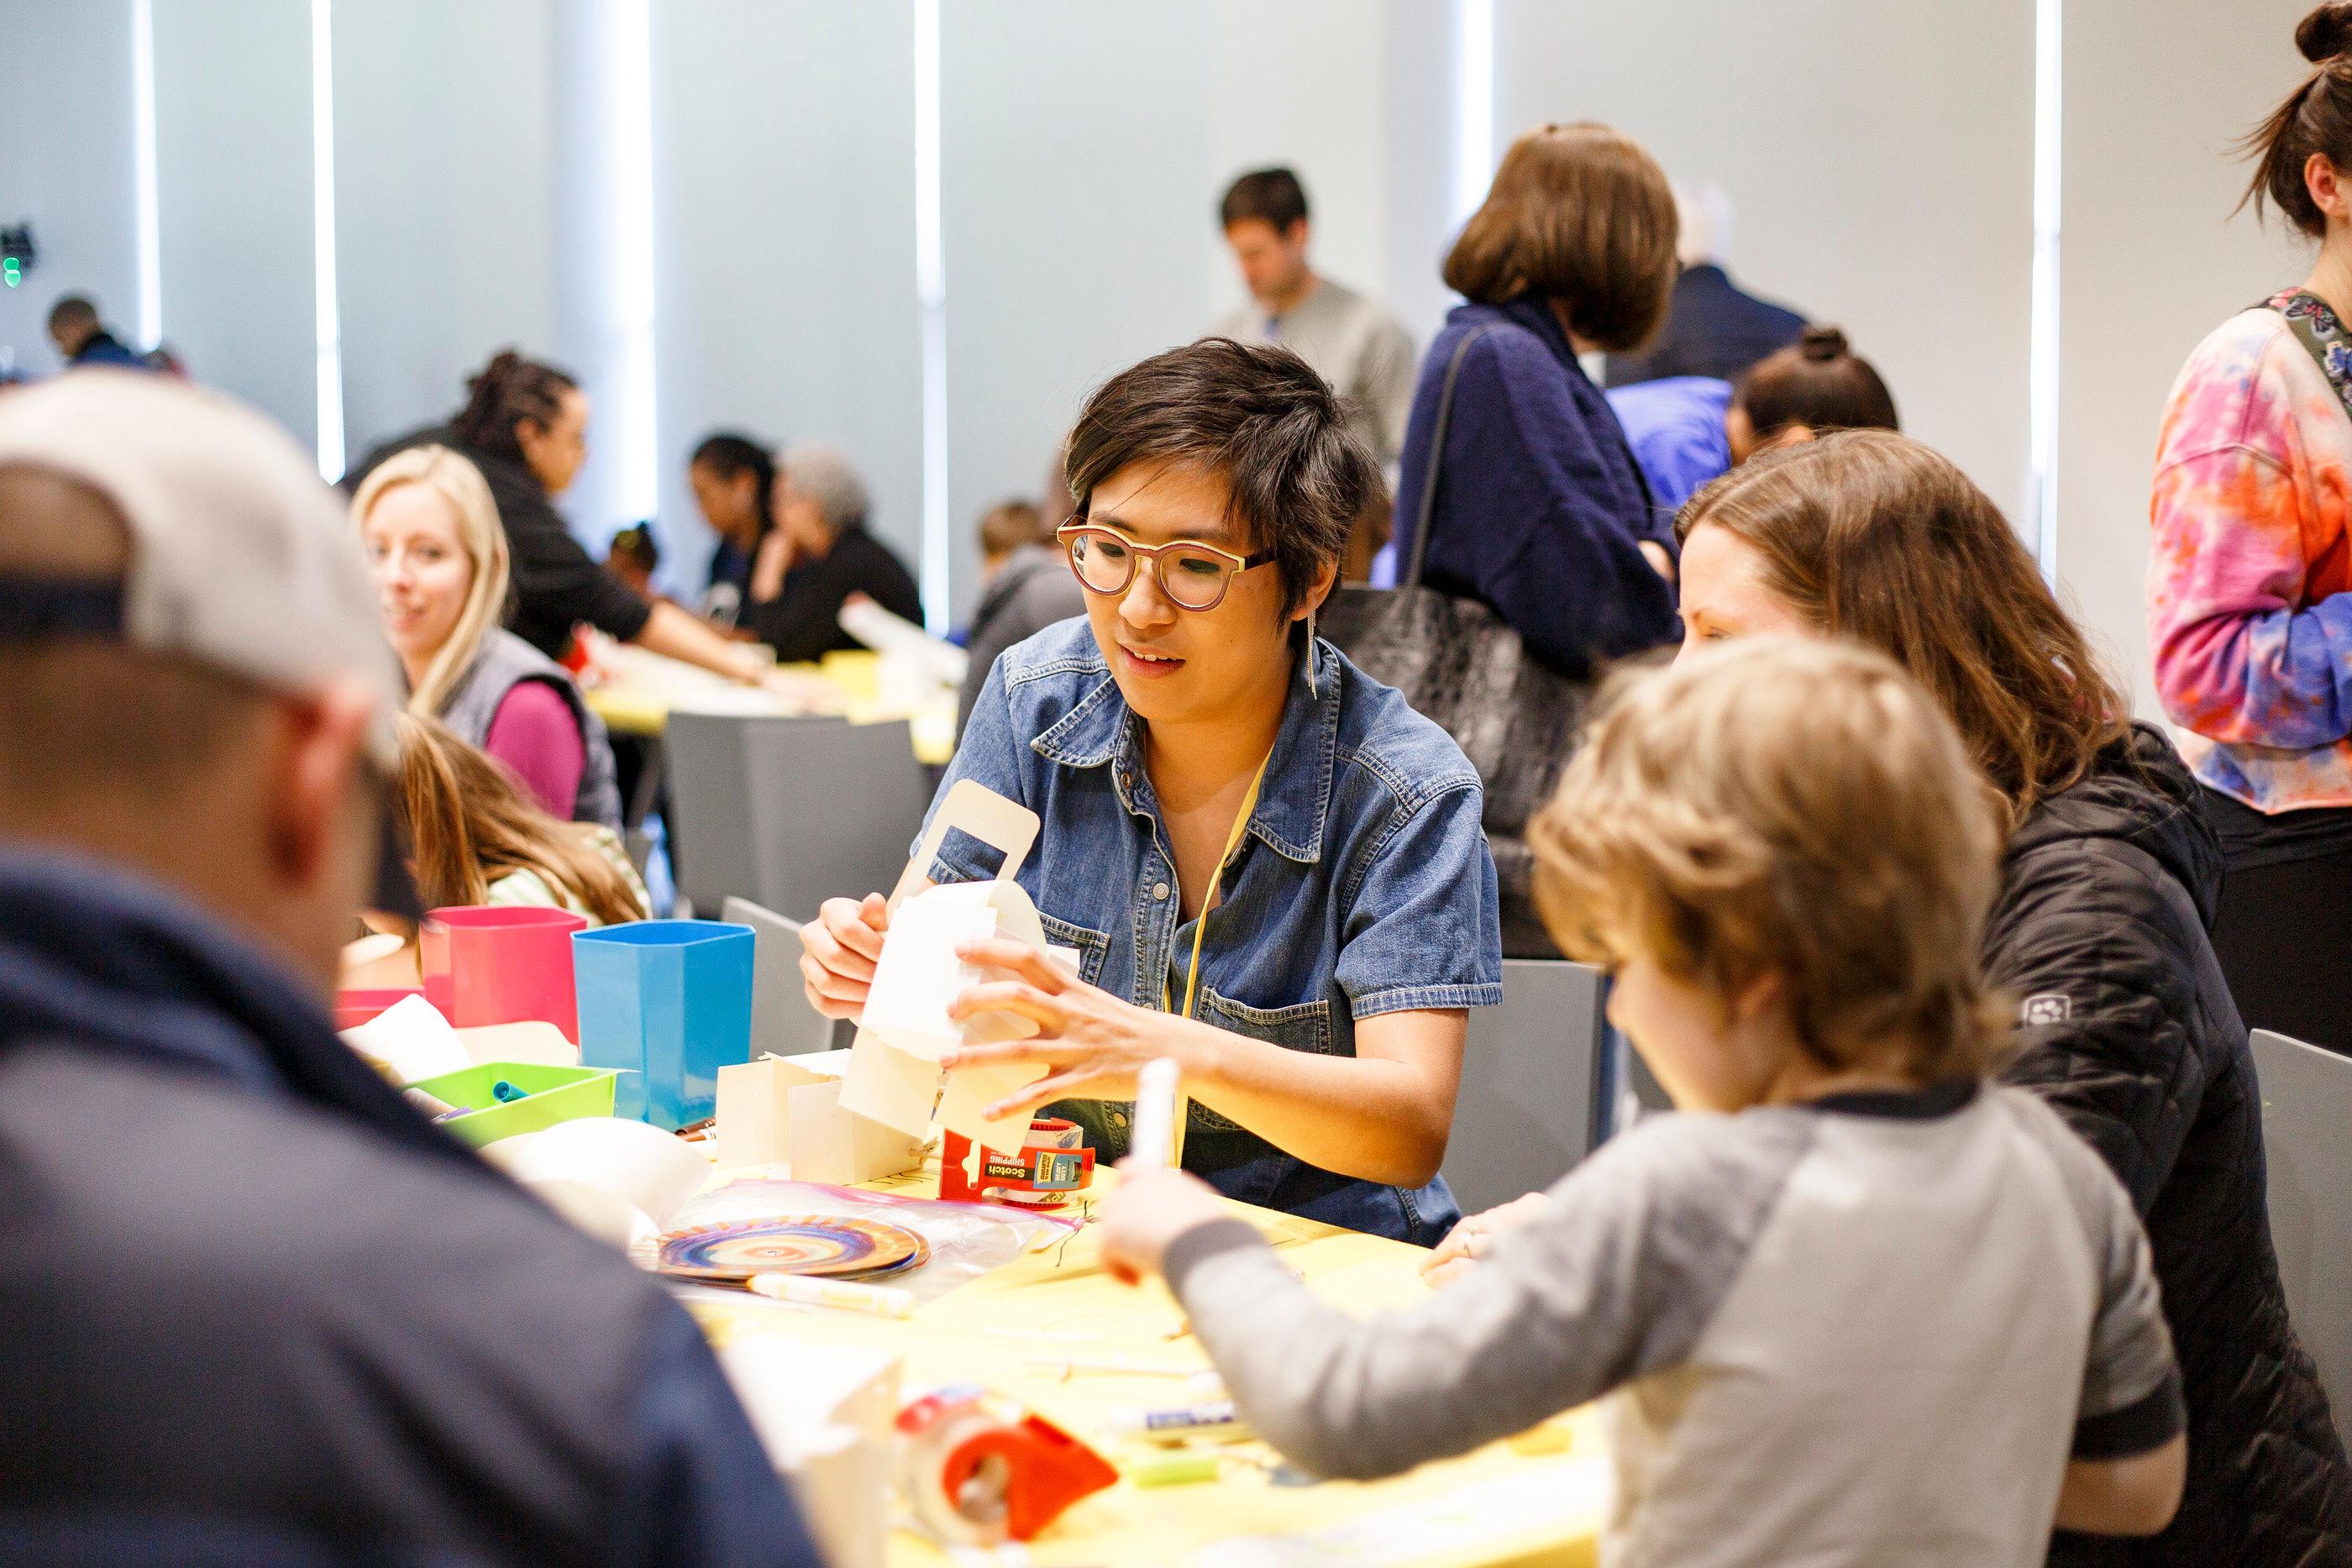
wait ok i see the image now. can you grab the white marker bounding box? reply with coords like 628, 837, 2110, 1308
1129, 1057, 1181, 1170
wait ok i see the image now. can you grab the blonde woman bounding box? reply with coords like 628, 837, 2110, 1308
354, 445, 621, 829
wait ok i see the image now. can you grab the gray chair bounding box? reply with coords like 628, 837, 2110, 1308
667, 713, 931, 925
1440, 958, 1609, 1214
2251, 1027, 2352, 1451
722, 895, 853, 1060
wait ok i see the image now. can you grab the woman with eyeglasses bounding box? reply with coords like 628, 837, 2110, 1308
799, 339, 1503, 1244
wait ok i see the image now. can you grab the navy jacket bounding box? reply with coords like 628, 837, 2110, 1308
0, 850, 820, 1568
1603, 263, 1807, 388
1392, 298, 1680, 679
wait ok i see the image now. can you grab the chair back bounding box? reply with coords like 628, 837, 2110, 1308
2253, 1027, 2352, 1450
1441, 957, 1609, 1214
721, 896, 851, 1059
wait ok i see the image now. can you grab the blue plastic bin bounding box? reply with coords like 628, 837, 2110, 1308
573, 920, 755, 1130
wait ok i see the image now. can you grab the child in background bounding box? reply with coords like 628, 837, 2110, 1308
1725, 323, 1898, 463
955, 496, 1087, 735
1100, 637, 2186, 1566
605, 522, 662, 600
392, 712, 649, 927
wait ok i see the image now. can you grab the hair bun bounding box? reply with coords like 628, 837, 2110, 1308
2298, 2, 2352, 63
1798, 324, 1850, 362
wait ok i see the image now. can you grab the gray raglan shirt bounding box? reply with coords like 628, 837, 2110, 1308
1164, 1080, 2183, 1568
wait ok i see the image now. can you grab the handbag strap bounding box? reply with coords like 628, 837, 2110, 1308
1404, 323, 1500, 590
2266, 289, 2352, 424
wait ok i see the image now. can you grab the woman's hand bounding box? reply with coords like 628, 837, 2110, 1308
798, 893, 890, 1020
749, 528, 795, 603
1420, 1191, 1551, 1288
1097, 1164, 1231, 1286
942, 938, 1188, 1120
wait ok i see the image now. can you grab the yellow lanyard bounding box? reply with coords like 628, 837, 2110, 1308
1150, 752, 1271, 1169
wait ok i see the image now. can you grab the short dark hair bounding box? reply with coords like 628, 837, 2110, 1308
1442, 123, 1677, 352
2239, 4, 2352, 237
1221, 168, 1310, 233
1732, 327, 1899, 443
1063, 338, 1373, 621
47, 296, 98, 336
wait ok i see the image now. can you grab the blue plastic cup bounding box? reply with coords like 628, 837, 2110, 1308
573, 920, 756, 1130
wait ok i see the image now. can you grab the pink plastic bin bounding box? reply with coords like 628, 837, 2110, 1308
419, 906, 588, 1041
333, 987, 426, 1031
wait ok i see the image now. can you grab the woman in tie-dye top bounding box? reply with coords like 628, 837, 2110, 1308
2150, 4, 2352, 1053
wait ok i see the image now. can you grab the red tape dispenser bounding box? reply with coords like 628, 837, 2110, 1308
939, 1116, 1096, 1208
895, 1385, 1118, 1545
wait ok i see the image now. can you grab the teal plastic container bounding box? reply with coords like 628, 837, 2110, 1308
573, 920, 755, 1130
406, 1061, 619, 1148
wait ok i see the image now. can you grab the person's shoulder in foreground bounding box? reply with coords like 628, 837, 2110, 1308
0, 370, 812, 1568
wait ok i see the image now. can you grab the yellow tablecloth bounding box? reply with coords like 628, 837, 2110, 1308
686, 1167, 1607, 1567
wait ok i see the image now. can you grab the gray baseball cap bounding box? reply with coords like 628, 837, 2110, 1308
0, 370, 418, 916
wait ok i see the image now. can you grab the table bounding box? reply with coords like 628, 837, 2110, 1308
685, 1167, 1609, 1567
583, 645, 956, 762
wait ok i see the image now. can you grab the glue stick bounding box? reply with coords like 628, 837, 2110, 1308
1129, 1057, 1181, 1170
748, 1273, 916, 1319
1105, 1398, 1248, 1441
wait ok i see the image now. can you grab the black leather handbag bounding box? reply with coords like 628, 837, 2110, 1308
1320, 326, 1599, 958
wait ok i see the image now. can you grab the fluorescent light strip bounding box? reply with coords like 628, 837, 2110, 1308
1452, 0, 1495, 225
131, 0, 160, 350
914, 0, 949, 634
2027, 0, 2062, 577
309, 0, 344, 480
610, 0, 658, 527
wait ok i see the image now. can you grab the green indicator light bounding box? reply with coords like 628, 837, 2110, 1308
1, 260, 18, 288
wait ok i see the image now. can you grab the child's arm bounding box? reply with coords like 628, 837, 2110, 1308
1097, 1113, 1811, 1482
2056, 1435, 2187, 1535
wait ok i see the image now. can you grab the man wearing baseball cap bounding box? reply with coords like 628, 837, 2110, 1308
0, 373, 818, 1566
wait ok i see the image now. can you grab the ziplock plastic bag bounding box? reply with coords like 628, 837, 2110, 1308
641, 1173, 1083, 1308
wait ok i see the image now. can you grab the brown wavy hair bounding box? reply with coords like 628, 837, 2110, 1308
1676, 430, 2128, 826
391, 712, 644, 928
1531, 638, 2010, 1083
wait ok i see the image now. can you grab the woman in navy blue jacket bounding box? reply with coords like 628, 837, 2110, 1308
1392, 123, 1683, 678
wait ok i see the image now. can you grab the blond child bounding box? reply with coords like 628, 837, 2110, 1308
1100, 637, 2186, 1565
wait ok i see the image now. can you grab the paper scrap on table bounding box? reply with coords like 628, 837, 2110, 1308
507, 1116, 706, 1246
455, 1020, 579, 1067
715, 1053, 924, 1183
339, 993, 470, 1084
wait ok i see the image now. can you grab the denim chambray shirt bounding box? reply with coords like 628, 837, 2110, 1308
924, 617, 1503, 1244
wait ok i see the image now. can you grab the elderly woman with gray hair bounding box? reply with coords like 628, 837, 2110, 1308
743, 442, 924, 662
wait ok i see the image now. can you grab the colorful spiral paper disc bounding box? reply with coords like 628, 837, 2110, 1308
654, 1214, 927, 1282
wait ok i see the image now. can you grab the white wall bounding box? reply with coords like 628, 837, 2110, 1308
652, 0, 922, 589
2054, 0, 2313, 721
0, 1, 139, 378
333, 0, 559, 467
151, 0, 317, 449
1494, 0, 2039, 529
939, 0, 1453, 621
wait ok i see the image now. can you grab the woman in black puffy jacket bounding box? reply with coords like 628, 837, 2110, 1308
1669, 430, 2351, 1565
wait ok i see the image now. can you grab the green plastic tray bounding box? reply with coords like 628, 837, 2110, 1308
406, 1061, 619, 1149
